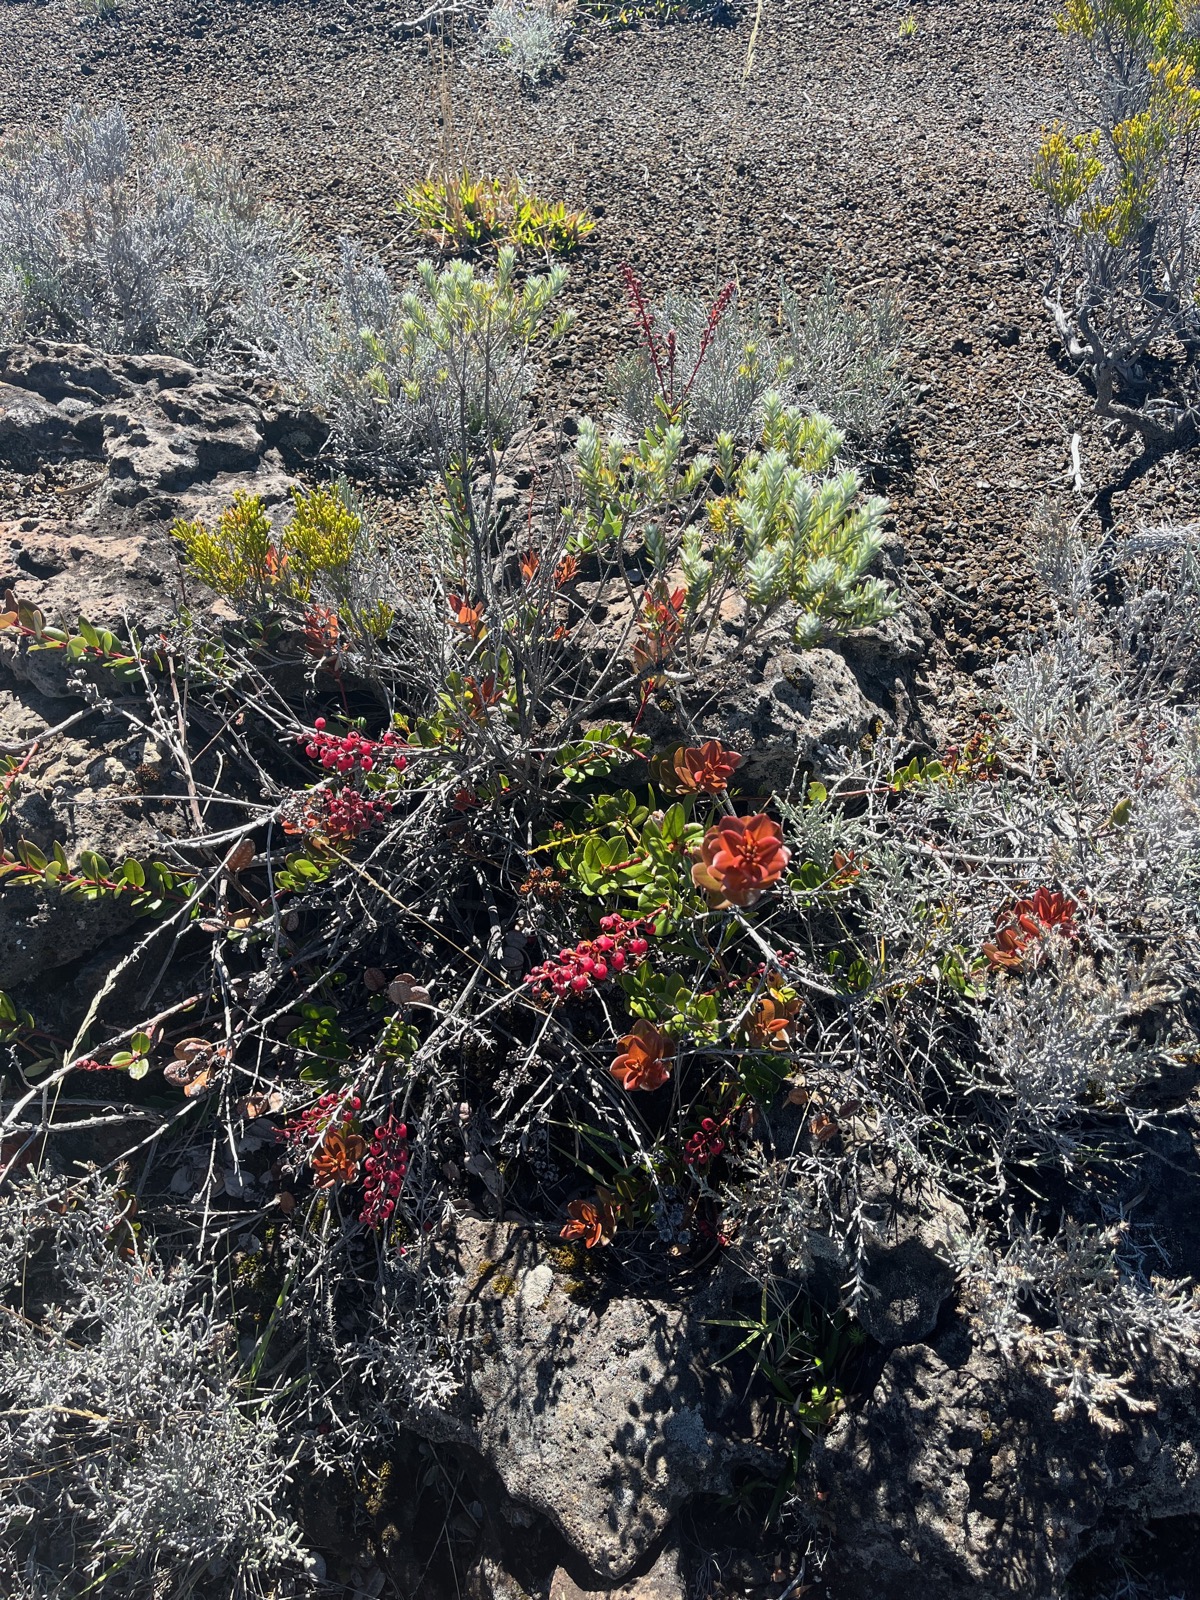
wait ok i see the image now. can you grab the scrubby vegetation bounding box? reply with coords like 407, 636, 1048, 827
0, 105, 293, 358
1035, 0, 1200, 446
3, 0, 1200, 1585
6, 430, 1200, 1585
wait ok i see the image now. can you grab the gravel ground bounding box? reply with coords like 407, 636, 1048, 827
5, 0, 1199, 723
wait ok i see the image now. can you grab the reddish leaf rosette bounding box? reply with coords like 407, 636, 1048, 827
311, 1130, 366, 1188
747, 994, 801, 1049
560, 1197, 617, 1249
672, 739, 743, 796
691, 813, 791, 909
609, 1019, 674, 1092
984, 888, 1079, 970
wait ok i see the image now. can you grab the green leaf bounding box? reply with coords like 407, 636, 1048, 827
661, 803, 687, 842
121, 860, 146, 888
16, 840, 47, 871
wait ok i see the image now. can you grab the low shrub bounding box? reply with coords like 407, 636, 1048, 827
259, 242, 573, 469
613, 270, 791, 437
695, 396, 896, 646
398, 168, 594, 256
173, 481, 395, 639
0, 1176, 304, 1596
780, 271, 911, 449
611, 266, 909, 449
1034, 0, 1200, 447
0, 105, 293, 358
480, 0, 569, 81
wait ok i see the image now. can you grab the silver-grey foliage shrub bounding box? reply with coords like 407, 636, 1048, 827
958, 1216, 1200, 1427
728, 518, 1200, 1427
481, 0, 568, 82
780, 272, 910, 448
612, 277, 909, 448
612, 288, 791, 440
0, 106, 294, 359
263, 239, 424, 468
262, 242, 570, 471
0, 1176, 304, 1597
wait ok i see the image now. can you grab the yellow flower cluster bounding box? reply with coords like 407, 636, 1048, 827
1035, 53, 1200, 245
173, 485, 393, 637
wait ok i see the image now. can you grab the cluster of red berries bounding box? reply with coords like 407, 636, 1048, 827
526, 914, 653, 998
684, 1116, 728, 1168
299, 718, 407, 775
360, 1113, 410, 1228
279, 1091, 360, 1152
313, 788, 393, 840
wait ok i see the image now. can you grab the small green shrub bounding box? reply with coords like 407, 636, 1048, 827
261, 244, 573, 469
697, 397, 896, 646
172, 483, 394, 636
173, 490, 276, 603
571, 394, 895, 652
398, 170, 595, 257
